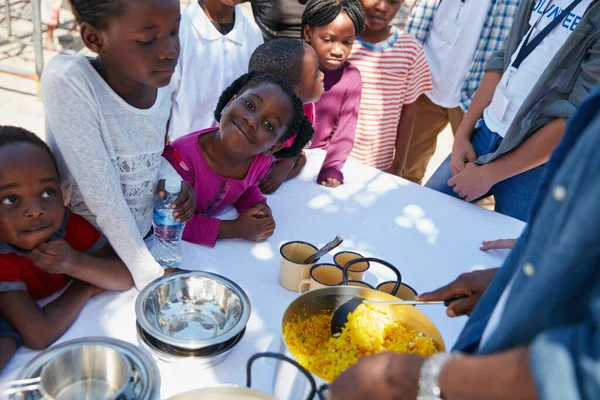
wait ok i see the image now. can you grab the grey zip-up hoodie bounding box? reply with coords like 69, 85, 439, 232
477, 0, 600, 165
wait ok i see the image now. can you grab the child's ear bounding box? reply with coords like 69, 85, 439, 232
265, 143, 285, 156
303, 26, 313, 44
80, 23, 104, 54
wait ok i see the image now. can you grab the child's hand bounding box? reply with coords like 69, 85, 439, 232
247, 202, 272, 218
235, 206, 276, 242
320, 177, 341, 187
157, 180, 196, 223
260, 159, 295, 194
480, 238, 517, 251
30, 239, 81, 275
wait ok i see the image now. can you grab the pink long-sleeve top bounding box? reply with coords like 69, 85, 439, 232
163, 128, 273, 247
310, 62, 362, 183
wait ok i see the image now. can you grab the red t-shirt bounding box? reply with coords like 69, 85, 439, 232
0, 213, 104, 300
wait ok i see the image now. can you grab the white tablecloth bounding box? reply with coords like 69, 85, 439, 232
0, 150, 525, 398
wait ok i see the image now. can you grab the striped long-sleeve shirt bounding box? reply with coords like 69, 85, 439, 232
407, 0, 520, 111
348, 27, 432, 171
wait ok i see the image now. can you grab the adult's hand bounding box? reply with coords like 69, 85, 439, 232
449, 137, 477, 176
330, 352, 424, 400
447, 163, 495, 202
417, 268, 499, 317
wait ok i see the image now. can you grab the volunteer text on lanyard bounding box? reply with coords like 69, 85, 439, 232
493, 0, 586, 119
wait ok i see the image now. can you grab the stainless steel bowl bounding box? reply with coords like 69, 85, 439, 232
10, 337, 160, 400
40, 344, 133, 400
137, 323, 245, 366
136, 271, 251, 350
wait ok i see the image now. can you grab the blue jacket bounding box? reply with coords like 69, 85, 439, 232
453, 85, 600, 399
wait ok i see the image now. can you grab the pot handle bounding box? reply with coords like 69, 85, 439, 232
342, 257, 402, 296
2, 377, 42, 396
247, 352, 318, 400
317, 383, 330, 400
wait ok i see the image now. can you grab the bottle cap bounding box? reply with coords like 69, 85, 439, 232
164, 178, 181, 194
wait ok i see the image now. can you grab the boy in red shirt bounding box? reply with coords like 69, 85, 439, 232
0, 126, 133, 372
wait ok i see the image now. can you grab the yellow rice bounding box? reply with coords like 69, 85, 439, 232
283, 304, 438, 382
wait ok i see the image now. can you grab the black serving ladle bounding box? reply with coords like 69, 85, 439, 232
330, 257, 467, 337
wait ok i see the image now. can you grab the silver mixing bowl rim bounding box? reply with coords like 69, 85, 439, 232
135, 271, 251, 349
12, 337, 160, 400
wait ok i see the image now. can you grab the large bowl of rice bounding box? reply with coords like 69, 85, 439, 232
276, 286, 445, 394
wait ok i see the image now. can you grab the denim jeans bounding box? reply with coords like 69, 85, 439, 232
425, 120, 546, 222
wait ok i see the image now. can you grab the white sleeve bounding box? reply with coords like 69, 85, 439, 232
42, 68, 163, 290
159, 156, 181, 183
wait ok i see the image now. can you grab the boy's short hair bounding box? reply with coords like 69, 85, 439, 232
248, 39, 306, 88
0, 126, 59, 176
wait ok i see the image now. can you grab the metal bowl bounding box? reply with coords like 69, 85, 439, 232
40, 344, 133, 400
137, 323, 245, 366
10, 337, 160, 400
136, 271, 251, 350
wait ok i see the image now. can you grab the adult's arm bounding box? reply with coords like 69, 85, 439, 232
484, 119, 565, 184
454, 71, 503, 143
42, 67, 164, 290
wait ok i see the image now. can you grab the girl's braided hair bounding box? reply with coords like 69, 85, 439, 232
68, 0, 125, 30
301, 0, 366, 36
214, 71, 314, 159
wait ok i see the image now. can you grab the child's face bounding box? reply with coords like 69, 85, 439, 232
304, 12, 357, 73
296, 44, 325, 104
86, 0, 181, 88
360, 0, 402, 32
219, 83, 294, 158
0, 144, 65, 251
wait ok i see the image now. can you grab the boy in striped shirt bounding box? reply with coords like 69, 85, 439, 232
348, 0, 432, 174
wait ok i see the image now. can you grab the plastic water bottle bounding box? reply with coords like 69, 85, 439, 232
152, 178, 183, 268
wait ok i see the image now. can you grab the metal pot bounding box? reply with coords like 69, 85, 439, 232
274, 258, 445, 399
7, 343, 140, 400
8, 337, 160, 400
167, 353, 321, 400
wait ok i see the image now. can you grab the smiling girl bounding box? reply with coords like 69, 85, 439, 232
163, 71, 314, 246
42, 0, 195, 289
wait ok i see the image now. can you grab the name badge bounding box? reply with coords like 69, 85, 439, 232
441, 21, 463, 44
490, 85, 511, 121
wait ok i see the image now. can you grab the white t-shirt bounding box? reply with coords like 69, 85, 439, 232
168, 3, 263, 141
424, 0, 492, 108
42, 55, 180, 289
479, 272, 518, 348
484, 0, 591, 137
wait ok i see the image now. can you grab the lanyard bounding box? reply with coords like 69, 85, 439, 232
511, 0, 585, 70
455, 0, 467, 21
